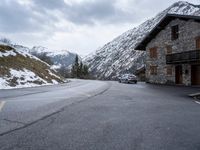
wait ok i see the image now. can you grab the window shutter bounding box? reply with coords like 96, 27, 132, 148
149, 47, 158, 58
166, 45, 172, 54
166, 66, 172, 75
196, 37, 200, 49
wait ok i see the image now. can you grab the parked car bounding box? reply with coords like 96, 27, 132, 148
118, 74, 138, 84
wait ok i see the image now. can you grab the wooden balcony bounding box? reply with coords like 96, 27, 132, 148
166, 50, 200, 64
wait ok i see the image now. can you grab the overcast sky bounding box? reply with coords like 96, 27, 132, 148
0, 0, 199, 55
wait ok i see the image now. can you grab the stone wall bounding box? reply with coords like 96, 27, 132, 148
146, 19, 200, 85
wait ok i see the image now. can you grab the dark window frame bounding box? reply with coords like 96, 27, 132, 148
171, 25, 179, 40
150, 66, 158, 75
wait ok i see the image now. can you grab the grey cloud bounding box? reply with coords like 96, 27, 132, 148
33, 0, 66, 10
1, 0, 198, 39
32, 0, 139, 25
0, 0, 139, 34
62, 0, 138, 25
0, 1, 35, 32
0, 0, 58, 33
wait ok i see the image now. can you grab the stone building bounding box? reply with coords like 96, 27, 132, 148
135, 14, 200, 86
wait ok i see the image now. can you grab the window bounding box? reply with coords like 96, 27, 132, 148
196, 37, 200, 49
166, 45, 172, 54
149, 47, 157, 58
166, 66, 172, 75
150, 66, 157, 75
171, 25, 179, 40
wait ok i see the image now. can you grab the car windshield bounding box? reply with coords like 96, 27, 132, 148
122, 74, 135, 78
129, 75, 136, 78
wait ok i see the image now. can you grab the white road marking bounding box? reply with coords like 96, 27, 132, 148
68, 90, 92, 97
195, 101, 200, 105
78, 92, 91, 97
0, 101, 6, 112
189, 93, 200, 97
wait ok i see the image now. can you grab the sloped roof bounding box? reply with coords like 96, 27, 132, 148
135, 14, 200, 50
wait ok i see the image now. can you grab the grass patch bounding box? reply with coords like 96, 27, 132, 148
0, 45, 13, 52
0, 47, 64, 87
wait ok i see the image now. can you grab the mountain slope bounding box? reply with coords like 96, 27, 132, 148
0, 44, 64, 89
30, 46, 78, 70
84, 1, 200, 79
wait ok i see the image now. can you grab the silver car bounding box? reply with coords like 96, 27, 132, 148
118, 74, 138, 84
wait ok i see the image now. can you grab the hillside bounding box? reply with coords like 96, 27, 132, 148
0, 44, 64, 89
29, 46, 78, 70
84, 1, 200, 79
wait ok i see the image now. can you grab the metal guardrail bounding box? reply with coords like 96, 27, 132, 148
166, 50, 200, 64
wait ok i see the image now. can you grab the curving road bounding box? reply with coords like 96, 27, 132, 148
0, 80, 200, 150
0, 79, 109, 135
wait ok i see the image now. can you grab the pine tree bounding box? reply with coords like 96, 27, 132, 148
83, 65, 89, 77
71, 55, 79, 78
78, 62, 83, 78
71, 65, 75, 78
74, 55, 79, 67
71, 55, 90, 79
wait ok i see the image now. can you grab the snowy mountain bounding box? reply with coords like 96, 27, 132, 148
84, 1, 200, 79
0, 43, 64, 89
30, 46, 78, 70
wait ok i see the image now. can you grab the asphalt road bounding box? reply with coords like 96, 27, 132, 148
0, 80, 200, 150
0, 79, 109, 135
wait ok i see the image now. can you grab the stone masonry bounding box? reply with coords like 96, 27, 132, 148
146, 19, 200, 85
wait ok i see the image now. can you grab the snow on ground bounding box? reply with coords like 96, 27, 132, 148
13, 46, 54, 68
0, 78, 9, 89
48, 70, 61, 80
31, 46, 70, 57
30, 46, 78, 71
0, 44, 45, 63
0, 44, 64, 90
51, 64, 62, 70
47, 50, 70, 57
1, 69, 47, 89
0, 68, 60, 89
0, 50, 17, 57
10, 68, 48, 84
51, 80, 59, 84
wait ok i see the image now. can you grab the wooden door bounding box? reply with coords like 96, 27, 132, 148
191, 65, 200, 85
175, 65, 183, 84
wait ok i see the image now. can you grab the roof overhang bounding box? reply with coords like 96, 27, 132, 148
135, 14, 200, 50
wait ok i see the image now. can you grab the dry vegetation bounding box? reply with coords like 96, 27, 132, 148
0, 45, 64, 87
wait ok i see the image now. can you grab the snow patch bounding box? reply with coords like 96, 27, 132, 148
0, 50, 17, 57
51, 64, 62, 70
0, 78, 9, 89
52, 80, 58, 84
10, 68, 48, 85
84, 1, 200, 79
0, 69, 59, 89
48, 70, 60, 79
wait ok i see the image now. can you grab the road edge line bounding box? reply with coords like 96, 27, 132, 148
0, 101, 6, 112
